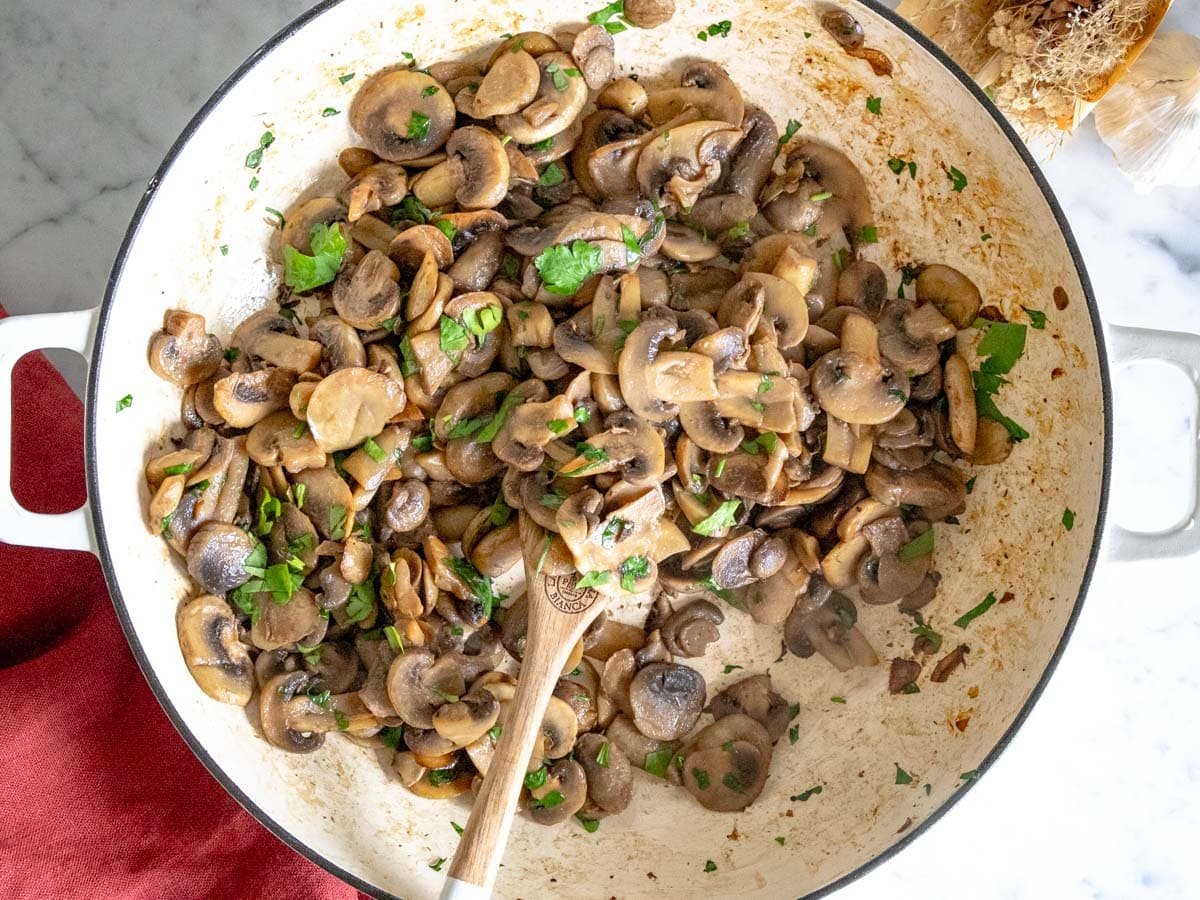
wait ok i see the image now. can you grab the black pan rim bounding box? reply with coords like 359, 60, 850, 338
85, 1, 1112, 897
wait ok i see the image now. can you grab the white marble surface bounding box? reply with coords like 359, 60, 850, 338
1, 0, 1198, 897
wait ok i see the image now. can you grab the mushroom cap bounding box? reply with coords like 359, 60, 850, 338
473, 49, 541, 118
680, 713, 772, 811
710, 529, 770, 589
185, 523, 257, 595
575, 732, 633, 814
250, 587, 325, 651
916, 263, 982, 329
260, 671, 324, 753
596, 77, 648, 119
310, 315, 367, 371
528, 758, 588, 825
628, 662, 706, 741
647, 62, 744, 128
495, 52, 590, 145
660, 599, 724, 658
332, 250, 402, 330
246, 410, 325, 473
623, 0, 676, 27
292, 467, 354, 540
176, 594, 254, 705
350, 69, 456, 161
212, 368, 297, 429
617, 318, 683, 424
149, 310, 223, 386
877, 299, 956, 377
386, 649, 441, 729
447, 126, 511, 210
707, 673, 793, 742
571, 24, 615, 91
810, 316, 910, 426
432, 688, 500, 749
306, 367, 406, 452
635, 120, 743, 210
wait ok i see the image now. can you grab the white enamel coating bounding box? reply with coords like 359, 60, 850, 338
0, 0, 1181, 897
0, 306, 97, 551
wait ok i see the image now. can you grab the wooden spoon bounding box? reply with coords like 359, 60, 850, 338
440, 512, 605, 899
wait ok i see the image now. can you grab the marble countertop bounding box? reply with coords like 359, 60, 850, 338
1, 0, 1197, 897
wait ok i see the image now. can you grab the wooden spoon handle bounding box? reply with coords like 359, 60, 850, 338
443, 515, 600, 897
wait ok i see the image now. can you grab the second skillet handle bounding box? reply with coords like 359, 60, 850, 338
1105, 324, 1200, 561
0, 308, 98, 552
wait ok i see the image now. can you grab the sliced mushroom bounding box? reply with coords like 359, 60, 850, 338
306, 367, 406, 452
386, 649, 442, 729
709, 673, 793, 742
628, 662, 705, 741
246, 411, 325, 473
261, 671, 323, 753
647, 62, 744, 128
332, 250, 402, 330
596, 77, 648, 118
636, 120, 743, 211
623, 0, 675, 27
575, 732, 633, 814
944, 354, 977, 455
571, 25, 614, 90
446, 126, 511, 210
212, 369, 296, 428
350, 69, 456, 161
877, 299, 956, 377
916, 264, 982, 328
185, 523, 257, 595
495, 52, 590, 145
432, 686, 500, 749
473, 49, 541, 118
681, 714, 771, 811
784, 576, 879, 671
250, 588, 324, 651
177, 594, 254, 705
528, 758, 587, 825
660, 600, 724, 658
340, 162, 408, 223
149, 310, 223, 386
810, 315, 909, 425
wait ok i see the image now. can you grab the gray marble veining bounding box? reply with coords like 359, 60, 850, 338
1, 1, 1198, 897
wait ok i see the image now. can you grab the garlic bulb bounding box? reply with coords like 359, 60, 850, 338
1095, 30, 1200, 192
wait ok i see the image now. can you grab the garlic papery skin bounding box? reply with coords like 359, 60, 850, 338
1095, 30, 1200, 192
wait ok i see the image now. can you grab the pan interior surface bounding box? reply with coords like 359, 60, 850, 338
87, 1, 1105, 897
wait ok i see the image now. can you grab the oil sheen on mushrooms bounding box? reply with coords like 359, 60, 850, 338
145, 14, 1010, 831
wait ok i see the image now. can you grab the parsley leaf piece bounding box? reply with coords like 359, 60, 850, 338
587, 0, 624, 25
1062, 507, 1075, 531
344, 581, 375, 623
407, 111, 430, 140
692, 499, 741, 537
361, 436, 386, 462
328, 504, 348, 541
692, 768, 711, 789
576, 570, 609, 589
523, 766, 549, 790
947, 165, 968, 192
704, 860, 717, 873
976, 321, 1027, 374
534, 240, 603, 296
895, 764, 914, 785
390, 195, 434, 225
866, 95, 882, 115
447, 555, 505, 619
596, 741, 611, 768
856, 224, 878, 244
116, 394, 133, 412
699, 576, 733, 603
338, 72, 356, 84
791, 785, 822, 801
321, 107, 339, 117
1024, 307, 1047, 329
538, 160, 566, 186
618, 555, 649, 592
429, 858, 446, 873
244, 130, 275, 169
283, 223, 348, 293
954, 591, 998, 628
779, 118, 802, 149
439, 314, 470, 357
897, 527, 934, 561
576, 814, 600, 833
462, 304, 503, 339
474, 390, 522, 444
433, 218, 457, 241
909, 613, 944, 653
643, 747, 673, 778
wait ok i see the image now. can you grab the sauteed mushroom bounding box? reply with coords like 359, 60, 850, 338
146, 24, 1027, 833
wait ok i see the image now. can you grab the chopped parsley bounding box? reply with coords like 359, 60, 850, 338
722, 771, 745, 793
973, 320, 1030, 441
699, 576, 733, 603
383, 625, 404, 653
692, 499, 741, 537
596, 741, 611, 767
429, 858, 446, 872
398, 334, 420, 377
1024, 307, 1047, 329
244, 130, 275, 169
447, 555, 505, 619
1062, 508, 1075, 531
643, 747, 672, 778
789, 724, 800, 744
162, 462, 193, 477
740, 432, 778, 455
909, 612, 943, 653
391, 195, 434, 225
830, 696, 846, 704
433, 218, 457, 241
895, 764, 914, 785
960, 769, 981, 782
422, 85, 439, 96
534, 240, 603, 296
439, 314, 470, 357
576, 570, 609, 589
538, 160, 566, 187
856, 224, 878, 244
116, 394, 133, 412
338, 72, 356, 84
283, 223, 348, 293
866, 95, 882, 115
725, 221, 751, 241
407, 111, 430, 140
713, 458, 727, 478
462, 304, 503, 340
954, 591, 998, 628
946, 165, 968, 192
577, 814, 600, 833
697, 20, 733, 41
618, 555, 649, 592
328, 504, 347, 540
379, 726, 403, 748
779, 118, 802, 149
224, 346, 240, 362
344, 581, 375, 623
809, 190, 833, 202
523, 767, 549, 790
474, 390, 522, 444
321, 107, 339, 117
450, 820, 463, 835
792, 785, 823, 801
573, 405, 591, 424
488, 495, 513, 526
361, 436, 386, 462
704, 860, 717, 873
692, 768, 711, 789
897, 528, 934, 561
888, 157, 917, 179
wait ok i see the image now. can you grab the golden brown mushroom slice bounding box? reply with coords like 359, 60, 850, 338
260, 671, 324, 753
444, 126, 511, 210
432, 686, 500, 750
623, 0, 675, 28
528, 758, 588, 825
250, 588, 326, 652
176, 594, 254, 706
472, 48, 541, 118
575, 733, 634, 815
495, 52, 590, 145
246, 410, 325, 473
229, 311, 323, 373
305, 367, 406, 452
707, 673, 794, 743
571, 24, 615, 91
340, 162, 408, 223
596, 77, 648, 119
185, 522, 258, 596
680, 713, 773, 811
212, 368, 297, 428
810, 314, 910, 425
646, 62, 744, 127
636, 120, 743, 211
916, 263, 983, 329
943, 353, 978, 455
877, 298, 956, 377
349, 68, 456, 161
557, 409, 666, 487
149, 310, 223, 386
628, 662, 706, 741
331, 250, 402, 330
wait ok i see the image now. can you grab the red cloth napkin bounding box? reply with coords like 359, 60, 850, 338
0, 309, 363, 900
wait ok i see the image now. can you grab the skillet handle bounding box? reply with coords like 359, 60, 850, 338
0, 308, 98, 552
1105, 324, 1200, 561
